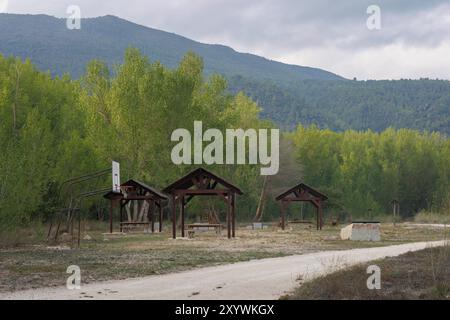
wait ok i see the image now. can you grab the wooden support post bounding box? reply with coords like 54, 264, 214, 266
172, 195, 176, 239
119, 200, 123, 233
280, 201, 286, 230
318, 201, 323, 230
159, 200, 163, 233
316, 205, 320, 230
109, 200, 113, 234
227, 193, 231, 239
232, 193, 236, 238
150, 201, 155, 233
181, 195, 185, 238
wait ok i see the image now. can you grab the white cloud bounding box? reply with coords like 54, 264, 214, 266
0, 0, 8, 13
277, 43, 450, 80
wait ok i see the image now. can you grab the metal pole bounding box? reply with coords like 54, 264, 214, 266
393, 202, 396, 226
316, 205, 319, 230
319, 201, 323, 230
77, 211, 81, 248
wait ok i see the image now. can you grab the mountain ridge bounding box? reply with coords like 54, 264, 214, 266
0, 13, 344, 82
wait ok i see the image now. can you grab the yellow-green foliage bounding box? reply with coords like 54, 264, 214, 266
1, 50, 449, 230
0, 49, 266, 229
289, 125, 450, 218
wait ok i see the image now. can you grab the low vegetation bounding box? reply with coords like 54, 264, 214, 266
414, 210, 450, 224
286, 242, 450, 300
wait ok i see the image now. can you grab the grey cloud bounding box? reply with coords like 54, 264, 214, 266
6, 0, 450, 79
8, 0, 450, 47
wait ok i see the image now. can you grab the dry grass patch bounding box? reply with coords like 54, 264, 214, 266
0, 221, 447, 293
286, 243, 450, 300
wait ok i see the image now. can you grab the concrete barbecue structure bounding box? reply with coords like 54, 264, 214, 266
340, 222, 381, 241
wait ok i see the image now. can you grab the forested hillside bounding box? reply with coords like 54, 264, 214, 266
0, 14, 341, 82
229, 77, 450, 134
1, 14, 449, 134
0, 50, 449, 231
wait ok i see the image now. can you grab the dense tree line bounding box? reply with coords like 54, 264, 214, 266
289, 126, 450, 219
0, 50, 449, 230
0, 49, 269, 230
0, 56, 88, 229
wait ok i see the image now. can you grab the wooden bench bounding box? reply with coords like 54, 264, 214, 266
287, 220, 312, 224
120, 222, 150, 232
186, 223, 222, 236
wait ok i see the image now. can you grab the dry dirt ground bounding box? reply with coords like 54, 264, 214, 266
1, 240, 447, 300
0, 222, 447, 295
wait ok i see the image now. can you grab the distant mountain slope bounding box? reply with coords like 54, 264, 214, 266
229, 76, 450, 134
1, 13, 449, 134
0, 13, 343, 82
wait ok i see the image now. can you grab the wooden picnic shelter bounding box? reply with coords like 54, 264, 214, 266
103, 179, 168, 233
275, 183, 328, 230
163, 168, 243, 239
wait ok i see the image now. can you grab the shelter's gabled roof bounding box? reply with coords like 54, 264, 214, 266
163, 167, 243, 195
121, 179, 168, 200
275, 182, 328, 201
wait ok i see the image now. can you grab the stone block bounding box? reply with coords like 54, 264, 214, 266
340, 223, 381, 241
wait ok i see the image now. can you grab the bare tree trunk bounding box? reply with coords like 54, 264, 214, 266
254, 176, 269, 222
132, 200, 139, 221
138, 199, 150, 222
125, 201, 132, 222
207, 200, 220, 224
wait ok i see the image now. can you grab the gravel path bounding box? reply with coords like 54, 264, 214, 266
405, 223, 449, 228
1, 240, 447, 300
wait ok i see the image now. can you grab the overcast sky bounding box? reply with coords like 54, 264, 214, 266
3, 0, 450, 80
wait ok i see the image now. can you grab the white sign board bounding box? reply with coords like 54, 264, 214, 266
112, 161, 121, 193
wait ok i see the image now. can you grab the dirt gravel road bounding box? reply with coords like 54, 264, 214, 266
406, 223, 449, 228
1, 240, 447, 300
